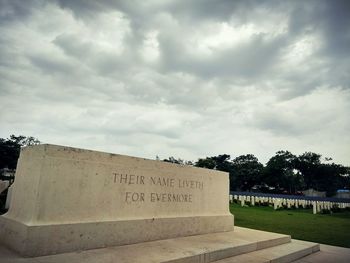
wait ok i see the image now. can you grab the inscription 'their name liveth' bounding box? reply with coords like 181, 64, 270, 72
113, 173, 204, 190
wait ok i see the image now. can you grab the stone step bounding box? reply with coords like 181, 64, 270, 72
1, 227, 291, 263
214, 239, 320, 263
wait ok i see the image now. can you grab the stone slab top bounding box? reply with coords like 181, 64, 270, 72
22, 144, 227, 175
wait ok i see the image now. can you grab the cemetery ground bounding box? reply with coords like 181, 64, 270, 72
230, 203, 350, 248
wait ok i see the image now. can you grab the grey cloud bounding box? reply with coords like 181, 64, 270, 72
28, 54, 76, 75
253, 112, 313, 136
287, 0, 350, 90
53, 34, 132, 76
52, 0, 350, 60
168, 0, 246, 22
158, 33, 288, 79
0, 0, 41, 23
54, 0, 115, 18
289, 0, 350, 57
54, 0, 163, 29
53, 34, 94, 59
1, 0, 350, 165
54, 0, 275, 23
167, 0, 293, 26
250, 87, 350, 138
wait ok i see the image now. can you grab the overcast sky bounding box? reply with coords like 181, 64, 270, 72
0, 0, 349, 165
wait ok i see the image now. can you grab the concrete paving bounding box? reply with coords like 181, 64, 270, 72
0, 227, 348, 263
0, 227, 291, 263
215, 239, 319, 263
294, 244, 350, 263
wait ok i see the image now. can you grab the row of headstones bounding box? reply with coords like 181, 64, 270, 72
229, 194, 350, 214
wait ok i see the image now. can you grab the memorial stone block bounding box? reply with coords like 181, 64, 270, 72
0, 144, 234, 257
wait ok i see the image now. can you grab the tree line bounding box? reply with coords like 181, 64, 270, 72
164, 151, 350, 197
1, 135, 349, 197
0, 135, 40, 170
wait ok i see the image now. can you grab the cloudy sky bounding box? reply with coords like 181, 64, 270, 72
0, 0, 349, 165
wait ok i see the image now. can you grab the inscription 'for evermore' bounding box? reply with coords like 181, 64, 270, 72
124, 192, 193, 203
112, 173, 203, 204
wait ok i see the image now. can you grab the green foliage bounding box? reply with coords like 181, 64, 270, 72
163, 156, 183, 164
320, 209, 331, 214
195, 150, 349, 195
195, 157, 216, 169
290, 152, 349, 196
195, 154, 264, 192
163, 156, 193, 166
0, 135, 40, 169
231, 154, 263, 191
195, 154, 231, 171
314, 163, 349, 196
263, 151, 302, 193
294, 152, 322, 189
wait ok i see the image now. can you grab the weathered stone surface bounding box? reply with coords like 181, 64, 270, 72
0, 227, 291, 263
216, 239, 319, 263
0, 144, 233, 257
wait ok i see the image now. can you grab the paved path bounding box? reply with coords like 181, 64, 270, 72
0, 227, 348, 262
294, 244, 350, 263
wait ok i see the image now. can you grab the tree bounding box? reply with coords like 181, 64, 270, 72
263, 151, 303, 193
231, 154, 263, 191
195, 154, 232, 172
9, 135, 40, 146
312, 163, 349, 196
193, 151, 349, 195
163, 156, 193, 165
163, 156, 183, 164
196, 154, 235, 190
195, 157, 216, 169
294, 152, 321, 189
0, 135, 40, 170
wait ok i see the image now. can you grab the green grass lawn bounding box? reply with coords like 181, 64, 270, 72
230, 203, 350, 248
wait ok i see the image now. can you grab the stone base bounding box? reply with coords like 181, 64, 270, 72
0, 227, 323, 263
0, 214, 234, 257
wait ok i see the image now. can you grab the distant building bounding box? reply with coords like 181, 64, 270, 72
1, 168, 15, 177
335, 189, 350, 199
0, 168, 15, 194
302, 188, 326, 197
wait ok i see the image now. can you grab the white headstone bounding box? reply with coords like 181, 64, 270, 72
312, 202, 317, 214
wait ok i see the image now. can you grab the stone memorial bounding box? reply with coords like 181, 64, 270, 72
0, 144, 234, 257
